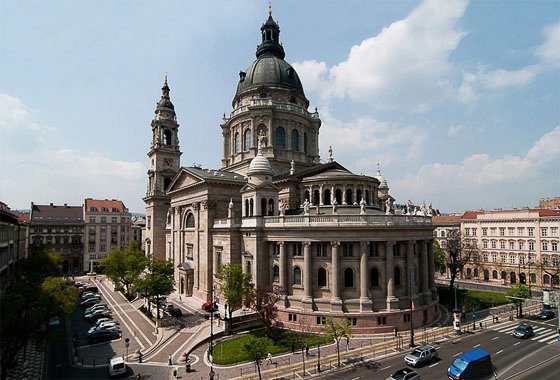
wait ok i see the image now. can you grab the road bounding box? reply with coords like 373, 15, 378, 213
321, 315, 560, 380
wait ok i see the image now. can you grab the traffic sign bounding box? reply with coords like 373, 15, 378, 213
125, 338, 130, 348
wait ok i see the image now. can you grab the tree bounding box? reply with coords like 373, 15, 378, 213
246, 286, 284, 339
320, 317, 351, 367
507, 284, 530, 318
0, 252, 78, 380
444, 229, 478, 293
215, 264, 253, 334
134, 258, 174, 320
432, 240, 446, 274
100, 241, 148, 297
242, 336, 269, 380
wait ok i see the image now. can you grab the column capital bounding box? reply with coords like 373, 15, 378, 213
331, 241, 340, 247
360, 241, 369, 249
278, 241, 285, 247
303, 241, 312, 247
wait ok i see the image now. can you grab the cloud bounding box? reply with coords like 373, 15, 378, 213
394, 126, 560, 210
318, 108, 428, 173
294, 0, 468, 111
0, 92, 146, 211
536, 22, 560, 68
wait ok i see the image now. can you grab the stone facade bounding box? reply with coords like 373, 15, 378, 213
84, 198, 132, 272
0, 202, 28, 297
460, 209, 560, 287
145, 12, 438, 333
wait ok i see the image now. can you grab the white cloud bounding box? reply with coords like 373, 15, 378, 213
536, 22, 560, 68
394, 126, 560, 210
318, 108, 427, 173
294, 0, 468, 111
0, 92, 146, 211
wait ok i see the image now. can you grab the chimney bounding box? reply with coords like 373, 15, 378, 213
50, 202, 54, 207
64, 203, 67, 207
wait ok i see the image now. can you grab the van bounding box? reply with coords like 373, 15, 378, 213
108, 357, 126, 377
447, 348, 492, 379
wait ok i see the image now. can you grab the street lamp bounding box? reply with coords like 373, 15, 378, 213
409, 268, 415, 347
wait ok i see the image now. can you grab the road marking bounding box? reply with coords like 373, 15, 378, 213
379, 366, 392, 371
453, 352, 463, 357
533, 327, 547, 333
429, 362, 439, 368
496, 350, 503, 355
351, 377, 360, 380
473, 344, 481, 348
536, 331, 559, 343
492, 336, 500, 341
514, 342, 521, 346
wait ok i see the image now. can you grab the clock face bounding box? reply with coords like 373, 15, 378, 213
164, 158, 173, 167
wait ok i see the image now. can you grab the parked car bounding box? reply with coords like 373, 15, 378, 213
73, 281, 86, 288
88, 321, 119, 334
80, 291, 97, 300
95, 318, 117, 326
448, 348, 492, 379
537, 310, 555, 320
85, 304, 108, 314
404, 345, 438, 367
386, 368, 420, 380
88, 327, 119, 344
80, 298, 101, 308
84, 285, 98, 293
108, 356, 127, 377
512, 324, 534, 339
85, 309, 112, 321
48, 316, 61, 327
170, 308, 182, 317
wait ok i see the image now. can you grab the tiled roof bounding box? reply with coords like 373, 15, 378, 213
17, 212, 30, 222
432, 215, 462, 224
85, 198, 128, 213
31, 203, 83, 222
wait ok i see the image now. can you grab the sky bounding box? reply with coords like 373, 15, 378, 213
0, 0, 558, 214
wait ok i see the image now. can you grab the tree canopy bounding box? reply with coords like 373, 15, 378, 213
242, 336, 269, 380
507, 284, 530, 318
100, 241, 148, 296
432, 240, 446, 274
320, 317, 351, 367
246, 285, 284, 339
443, 229, 479, 293
134, 258, 174, 319
216, 264, 253, 332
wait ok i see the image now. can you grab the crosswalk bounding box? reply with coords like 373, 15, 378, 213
489, 320, 560, 345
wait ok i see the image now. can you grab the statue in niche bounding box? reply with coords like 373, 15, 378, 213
257, 129, 268, 147
332, 199, 338, 214
303, 199, 310, 215
228, 198, 234, 218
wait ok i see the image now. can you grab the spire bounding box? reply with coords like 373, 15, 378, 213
156, 73, 174, 111
256, 6, 285, 59
162, 73, 170, 99
376, 162, 381, 176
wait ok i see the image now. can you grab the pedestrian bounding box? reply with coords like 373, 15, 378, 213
267, 352, 273, 364
305, 343, 309, 357
346, 337, 350, 351
168, 354, 172, 365
394, 327, 398, 338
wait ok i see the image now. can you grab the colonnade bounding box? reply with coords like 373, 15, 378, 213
302, 184, 377, 206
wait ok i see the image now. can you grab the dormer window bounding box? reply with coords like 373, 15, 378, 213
239, 71, 246, 82
287, 67, 294, 77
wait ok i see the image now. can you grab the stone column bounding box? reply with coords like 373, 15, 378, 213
360, 242, 372, 311
406, 240, 417, 308
420, 240, 431, 305
319, 185, 324, 206
342, 186, 347, 205
303, 242, 313, 305
386, 240, 398, 310
279, 242, 287, 292
330, 241, 342, 311
427, 240, 437, 300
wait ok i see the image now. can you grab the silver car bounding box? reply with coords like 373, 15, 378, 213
404, 345, 438, 367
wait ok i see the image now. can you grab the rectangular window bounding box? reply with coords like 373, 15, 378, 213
472, 228, 477, 236
317, 243, 328, 257
88, 243, 95, 252
528, 228, 534, 237
542, 242, 548, 251
347, 317, 357, 326
483, 253, 488, 262
519, 255, 525, 265
316, 316, 326, 325
186, 244, 194, 260
111, 217, 117, 224
293, 243, 303, 256
483, 241, 488, 249
482, 228, 488, 236
101, 216, 107, 223
509, 241, 515, 250
500, 241, 506, 249
499, 228, 505, 236
404, 314, 411, 323
508, 227, 514, 236
89, 217, 96, 223
492, 253, 497, 262
543, 257, 549, 266
272, 243, 280, 256
147, 216, 151, 230
553, 242, 558, 251
342, 243, 353, 257
394, 244, 401, 257
501, 255, 506, 263
519, 241, 525, 250
491, 241, 496, 249
288, 313, 297, 322
377, 316, 386, 325
465, 229, 470, 236
529, 242, 534, 251
490, 228, 496, 236
552, 227, 558, 236
517, 227, 524, 236
541, 228, 547, 237
100, 244, 106, 252
369, 242, 378, 257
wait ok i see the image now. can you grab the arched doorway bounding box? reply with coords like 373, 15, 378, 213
484, 270, 489, 282
510, 272, 516, 284
519, 273, 526, 284
324, 189, 331, 205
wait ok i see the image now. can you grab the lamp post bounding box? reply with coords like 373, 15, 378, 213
208, 285, 216, 379
316, 343, 321, 373
452, 286, 462, 334
409, 268, 415, 347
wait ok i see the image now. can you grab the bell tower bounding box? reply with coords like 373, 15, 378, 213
143, 75, 182, 259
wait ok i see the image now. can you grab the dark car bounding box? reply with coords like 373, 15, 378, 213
537, 310, 555, 320
88, 328, 119, 344
164, 303, 174, 313
84, 285, 98, 293
80, 298, 101, 308
386, 368, 420, 380
512, 324, 534, 339
85, 310, 112, 322
170, 308, 182, 317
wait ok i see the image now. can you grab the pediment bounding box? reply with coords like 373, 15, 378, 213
167, 168, 204, 192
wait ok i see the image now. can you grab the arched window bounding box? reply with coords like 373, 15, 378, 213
275, 127, 285, 149
244, 129, 251, 151
510, 272, 516, 284
261, 198, 267, 217
291, 129, 299, 151
365, 190, 370, 204
335, 189, 343, 204
318, 268, 327, 287
394, 266, 401, 286
543, 274, 550, 284
267, 198, 274, 216
185, 213, 195, 228
344, 268, 354, 288
466, 268, 472, 278
345, 189, 353, 205
234, 132, 240, 154
304, 132, 308, 153
473, 268, 479, 278
313, 190, 320, 205
554, 275, 560, 285
441, 230, 446, 238
245, 199, 249, 217
530, 273, 536, 283
293, 267, 302, 285
519, 273, 526, 284
272, 265, 279, 283
501, 271, 507, 280
163, 129, 172, 145
492, 270, 498, 279
164, 177, 172, 191
304, 190, 310, 204
324, 189, 331, 205
246, 260, 252, 275
249, 198, 254, 216
483, 269, 489, 281
370, 267, 380, 287
356, 189, 362, 204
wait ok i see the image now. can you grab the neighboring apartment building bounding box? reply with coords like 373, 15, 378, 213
28, 202, 84, 274
540, 197, 560, 210
461, 208, 560, 287
432, 214, 462, 249
131, 216, 146, 250
0, 202, 28, 297
84, 199, 132, 273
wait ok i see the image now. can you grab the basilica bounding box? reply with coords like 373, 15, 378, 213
144, 11, 437, 333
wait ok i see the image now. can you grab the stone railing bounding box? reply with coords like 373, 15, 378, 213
213, 214, 431, 229
229, 101, 311, 118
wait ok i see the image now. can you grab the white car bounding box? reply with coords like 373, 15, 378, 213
88, 321, 118, 334
108, 356, 126, 377
95, 318, 117, 326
